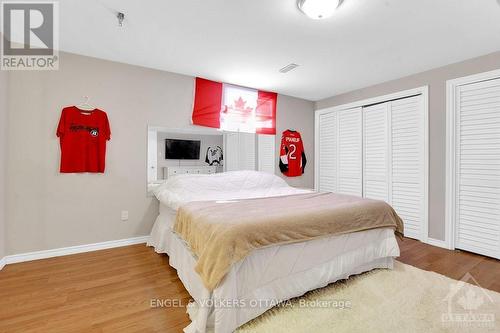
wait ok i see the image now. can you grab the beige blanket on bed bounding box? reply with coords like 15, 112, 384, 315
173, 192, 404, 291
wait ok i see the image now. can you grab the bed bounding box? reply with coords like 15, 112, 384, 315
148, 171, 401, 333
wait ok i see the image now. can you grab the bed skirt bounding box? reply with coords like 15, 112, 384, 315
147, 209, 400, 333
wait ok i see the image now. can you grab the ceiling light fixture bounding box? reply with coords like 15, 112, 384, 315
297, 0, 340, 20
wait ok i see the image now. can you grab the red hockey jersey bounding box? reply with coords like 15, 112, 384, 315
279, 130, 307, 177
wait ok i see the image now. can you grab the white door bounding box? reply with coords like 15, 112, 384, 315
317, 112, 337, 192
315, 91, 428, 241
224, 132, 239, 172
452, 78, 500, 259
338, 107, 362, 196
363, 103, 390, 202
239, 132, 256, 171
257, 134, 276, 174
390, 96, 426, 240
223, 132, 256, 172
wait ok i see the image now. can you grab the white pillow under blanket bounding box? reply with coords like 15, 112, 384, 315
154, 170, 310, 210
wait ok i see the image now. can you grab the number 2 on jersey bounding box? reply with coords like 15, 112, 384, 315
289, 144, 297, 160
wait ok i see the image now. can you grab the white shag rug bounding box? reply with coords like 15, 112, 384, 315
237, 261, 500, 333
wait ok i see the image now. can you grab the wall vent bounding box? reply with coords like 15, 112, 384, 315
279, 63, 299, 73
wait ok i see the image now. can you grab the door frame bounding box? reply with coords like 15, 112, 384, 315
445, 69, 500, 251
314, 86, 429, 241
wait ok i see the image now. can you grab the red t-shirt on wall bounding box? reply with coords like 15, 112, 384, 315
56, 106, 111, 173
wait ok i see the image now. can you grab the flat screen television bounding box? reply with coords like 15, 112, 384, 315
165, 139, 201, 160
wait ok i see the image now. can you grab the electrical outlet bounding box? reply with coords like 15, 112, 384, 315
121, 210, 129, 221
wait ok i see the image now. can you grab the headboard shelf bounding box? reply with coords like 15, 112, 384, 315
163, 166, 217, 179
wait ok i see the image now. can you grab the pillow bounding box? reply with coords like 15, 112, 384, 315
154, 170, 307, 210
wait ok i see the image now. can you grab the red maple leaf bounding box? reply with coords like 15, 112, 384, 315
234, 97, 247, 110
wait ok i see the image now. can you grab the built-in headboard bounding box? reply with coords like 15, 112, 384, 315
163, 166, 217, 179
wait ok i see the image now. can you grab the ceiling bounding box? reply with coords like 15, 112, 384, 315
11, 0, 500, 100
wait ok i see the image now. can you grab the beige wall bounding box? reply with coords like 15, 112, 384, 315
0, 69, 7, 259
276, 95, 314, 188
316, 51, 500, 241
5, 52, 314, 255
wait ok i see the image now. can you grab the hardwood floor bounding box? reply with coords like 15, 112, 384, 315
0, 239, 498, 333
397, 237, 500, 292
0, 245, 191, 333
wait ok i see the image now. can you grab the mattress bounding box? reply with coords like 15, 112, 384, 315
148, 203, 400, 333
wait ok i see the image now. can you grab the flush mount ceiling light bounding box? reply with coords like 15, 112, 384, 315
297, 0, 340, 20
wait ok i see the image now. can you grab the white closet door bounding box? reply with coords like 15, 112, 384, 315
318, 112, 337, 192
257, 134, 276, 174
391, 96, 425, 240
338, 107, 362, 196
224, 132, 240, 171
224, 132, 256, 171
239, 132, 256, 171
363, 103, 389, 202
455, 78, 500, 259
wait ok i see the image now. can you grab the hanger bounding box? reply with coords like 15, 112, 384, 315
76, 96, 96, 112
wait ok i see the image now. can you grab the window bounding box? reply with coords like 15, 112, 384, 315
192, 77, 277, 135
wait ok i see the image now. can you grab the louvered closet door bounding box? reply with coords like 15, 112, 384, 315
338, 108, 362, 196
391, 96, 425, 240
363, 103, 389, 202
224, 132, 239, 172
455, 78, 500, 259
318, 112, 337, 192
239, 132, 256, 170
257, 134, 276, 174
224, 132, 256, 171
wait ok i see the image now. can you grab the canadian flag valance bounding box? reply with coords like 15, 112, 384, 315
192, 77, 277, 135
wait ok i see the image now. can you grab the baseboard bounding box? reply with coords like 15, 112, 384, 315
423, 237, 450, 249
0, 257, 6, 270
1, 236, 150, 267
